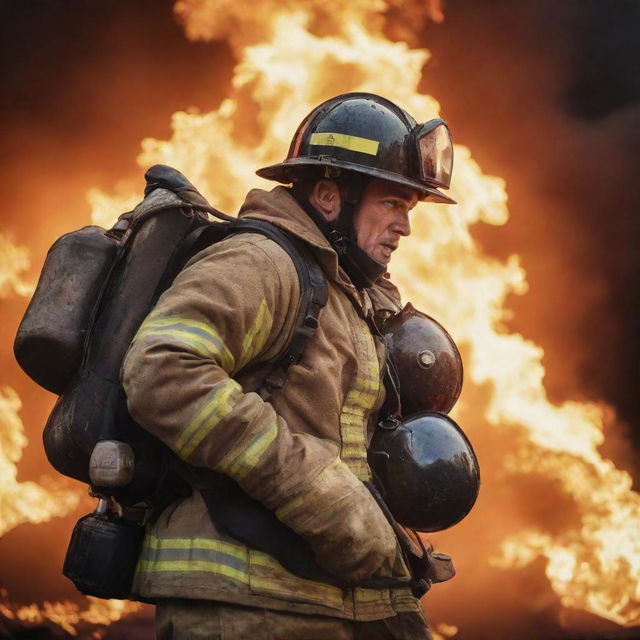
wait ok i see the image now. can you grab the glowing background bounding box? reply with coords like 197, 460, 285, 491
1, 1, 639, 638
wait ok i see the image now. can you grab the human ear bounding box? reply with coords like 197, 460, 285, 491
309, 180, 342, 222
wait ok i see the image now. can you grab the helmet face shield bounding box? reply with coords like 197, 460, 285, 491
415, 120, 453, 189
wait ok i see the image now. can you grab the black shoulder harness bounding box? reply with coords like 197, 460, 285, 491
186, 217, 328, 399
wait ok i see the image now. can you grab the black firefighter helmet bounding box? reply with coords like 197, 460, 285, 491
382, 303, 463, 418
257, 92, 456, 204
258, 93, 456, 289
368, 411, 480, 532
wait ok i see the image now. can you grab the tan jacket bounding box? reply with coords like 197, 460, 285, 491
121, 186, 419, 620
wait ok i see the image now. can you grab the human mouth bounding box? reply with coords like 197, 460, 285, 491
379, 242, 398, 263
382, 242, 397, 256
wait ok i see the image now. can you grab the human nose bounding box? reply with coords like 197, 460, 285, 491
392, 210, 411, 237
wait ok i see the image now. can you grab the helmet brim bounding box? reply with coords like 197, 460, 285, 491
256, 158, 457, 205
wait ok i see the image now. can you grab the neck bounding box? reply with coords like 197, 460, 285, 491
294, 192, 386, 289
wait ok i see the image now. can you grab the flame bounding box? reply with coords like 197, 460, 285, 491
0, 589, 141, 637
433, 622, 459, 639
0, 234, 34, 298
0, 234, 76, 533
80, 0, 640, 628
0, 386, 80, 537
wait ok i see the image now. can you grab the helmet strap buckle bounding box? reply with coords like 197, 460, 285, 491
378, 417, 400, 431
328, 229, 348, 254
322, 164, 340, 179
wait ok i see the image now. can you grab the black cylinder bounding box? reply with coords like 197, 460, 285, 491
63, 512, 144, 600
14, 226, 118, 395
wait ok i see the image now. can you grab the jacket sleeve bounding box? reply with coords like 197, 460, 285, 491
121, 233, 397, 583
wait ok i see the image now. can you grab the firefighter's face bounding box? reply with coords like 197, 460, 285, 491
353, 180, 418, 266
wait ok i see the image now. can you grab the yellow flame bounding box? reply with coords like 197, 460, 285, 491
75, 0, 640, 628
433, 622, 459, 639
0, 387, 80, 537
0, 233, 34, 298
0, 589, 141, 637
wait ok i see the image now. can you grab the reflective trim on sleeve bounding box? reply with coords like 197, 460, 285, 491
215, 415, 278, 481
133, 315, 236, 372
275, 458, 342, 521
175, 379, 243, 459
237, 299, 273, 371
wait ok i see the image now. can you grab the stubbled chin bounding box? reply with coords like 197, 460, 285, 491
361, 245, 389, 265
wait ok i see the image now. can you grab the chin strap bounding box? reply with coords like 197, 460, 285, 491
295, 176, 386, 289
336, 237, 386, 289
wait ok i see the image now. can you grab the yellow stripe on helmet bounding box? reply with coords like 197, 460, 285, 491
309, 132, 380, 156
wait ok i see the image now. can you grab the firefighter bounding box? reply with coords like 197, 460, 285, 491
121, 92, 455, 639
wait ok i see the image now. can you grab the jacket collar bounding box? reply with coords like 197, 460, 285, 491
238, 186, 371, 312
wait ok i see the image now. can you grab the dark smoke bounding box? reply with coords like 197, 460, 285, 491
566, 1, 640, 120
420, 0, 640, 467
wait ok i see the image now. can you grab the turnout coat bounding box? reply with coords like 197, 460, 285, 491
121, 186, 421, 621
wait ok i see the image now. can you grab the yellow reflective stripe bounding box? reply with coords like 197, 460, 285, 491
136, 559, 249, 584
138, 535, 250, 585
347, 460, 371, 481
144, 534, 246, 557
310, 132, 380, 156
354, 587, 390, 603
134, 315, 235, 372
237, 299, 272, 371
276, 458, 342, 521
390, 588, 421, 612
343, 422, 363, 441
352, 376, 380, 392
217, 419, 278, 480
341, 445, 369, 458
250, 551, 344, 607
341, 412, 366, 425
175, 380, 242, 459
346, 389, 377, 404
338, 327, 380, 481
139, 535, 348, 607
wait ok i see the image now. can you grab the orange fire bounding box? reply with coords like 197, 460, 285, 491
0, 386, 80, 537
1, 0, 638, 635
0, 589, 141, 637
0, 234, 33, 299
0, 239, 79, 539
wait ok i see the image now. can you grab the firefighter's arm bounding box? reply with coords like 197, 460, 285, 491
121, 234, 396, 584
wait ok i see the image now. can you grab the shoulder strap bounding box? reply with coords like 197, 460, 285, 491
223, 219, 328, 400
